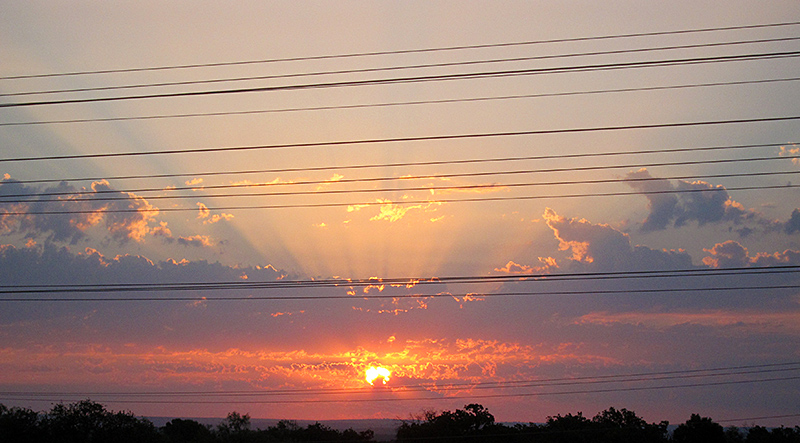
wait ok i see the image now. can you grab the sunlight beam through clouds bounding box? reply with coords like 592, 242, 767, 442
1, 0, 800, 425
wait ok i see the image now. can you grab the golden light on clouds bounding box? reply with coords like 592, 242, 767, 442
365, 365, 391, 385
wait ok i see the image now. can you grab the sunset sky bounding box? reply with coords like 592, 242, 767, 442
1, 1, 800, 426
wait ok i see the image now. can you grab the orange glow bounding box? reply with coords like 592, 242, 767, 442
365, 365, 391, 385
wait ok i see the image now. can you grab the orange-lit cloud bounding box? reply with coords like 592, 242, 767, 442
543, 208, 597, 263
230, 177, 295, 187
196, 202, 233, 224
0, 336, 619, 393
540, 208, 692, 271
494, 257, 558, 274
315, 173, 345, 191
369, 199, 440, 222
197, 202, 211, 218
779, 144, 800, 165
702, 240, 800, 268
0, 179, 162, 243
271, 310, 305, 318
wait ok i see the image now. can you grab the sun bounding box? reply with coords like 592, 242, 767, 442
365, 366, 391, 385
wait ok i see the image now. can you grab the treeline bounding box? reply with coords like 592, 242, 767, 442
396, 404, 800, 443
2, 400, 800, 442
0, 400, 373, 443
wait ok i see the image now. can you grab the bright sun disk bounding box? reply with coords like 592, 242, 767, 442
365, 366, 391, 385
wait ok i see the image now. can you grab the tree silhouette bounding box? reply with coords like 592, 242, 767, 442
216, 411, 253, 443
745, 425, 800, 443
3, 399, 799, 443
163, 418, 214, 443
396, 403, 497, 442
0, 404, 43, 443
673, 414, 725, 443
591, 406, 669, 443
41, 399, 159, 443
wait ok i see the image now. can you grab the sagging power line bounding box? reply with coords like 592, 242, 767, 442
1, 265, 797, 296
3, 20, 797, 81
3, 35, 798, 98
1, 116, 797, 164
1, 50, 798, 108
3, 76, 798, 127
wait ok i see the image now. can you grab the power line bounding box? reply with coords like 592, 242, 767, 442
1, 50, 797, 108
3, 362, 797, 397
3, 20, 798, 80
3, 76, 798, 127
3, 168, 795, 205
1, 283, 798, 302
1, 116, 797, 164
718, 413, 800, 423
2, 142, 790, 186
4, 376, 797, 405
0, 152, 793, 200
2, 182, 798, 215
2, 265, 797, 295
5, 36, 798, 98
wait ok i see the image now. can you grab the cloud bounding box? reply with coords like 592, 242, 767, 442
624, 169, 774, 235
315, 173, 344, 191
0, 336, 619, 395
541, 208, 693, 272
779, 144, 800, 165
204, 213, 234, 224
702, 240, 800, 268
177, 235, 215, 248
230, 177, 294, 187
196, 202, 233, 224
93, 181, 160, 242
196, 202, 210, 219
784, 209, 800, 234
369, 199, 440, 222
0, 241, 286, 291
0, 178, 159, 244
494, 258, 557, 274
623, 169, 678, 231
151, 221, 173, 242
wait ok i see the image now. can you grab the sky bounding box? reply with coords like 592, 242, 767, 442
1, 0, 800, 427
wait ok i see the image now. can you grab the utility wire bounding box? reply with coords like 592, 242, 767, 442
2, 182, 798, 215
718, 413, 800, 423
3, 169, 796, 205
3, 362, 797, 397
1, 50, 797, 108
3, 376, 797, 405
2, 265, 797, 294
1, 283, 798, 302
1, 116, 797, 164
3, 76, 798, 127
4, 36, 798, 98
3, 20, 798, 80
2, 142, 790, 186
0, 154, 794, 202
